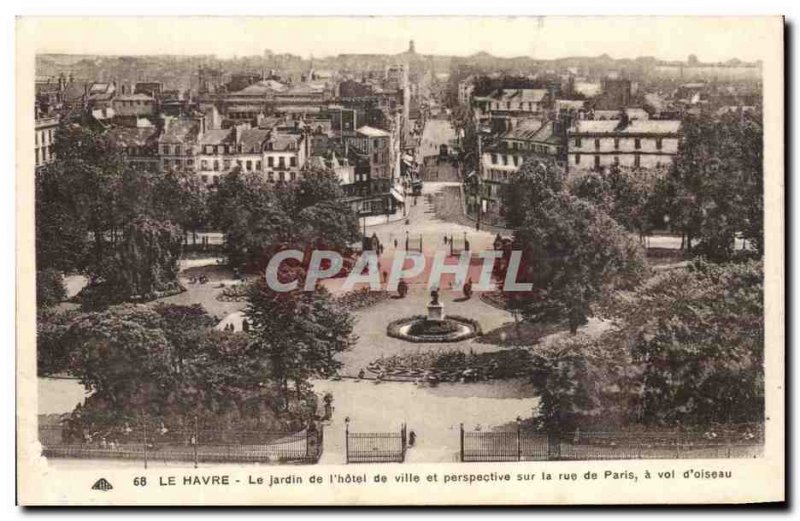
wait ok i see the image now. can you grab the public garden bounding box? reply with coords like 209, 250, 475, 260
35, 110, 766, 465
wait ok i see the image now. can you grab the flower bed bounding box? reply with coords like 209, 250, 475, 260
479, 291, 508, 311
334, 288, 390, 312
367, 348, 534, 382
216, 282, 251, 302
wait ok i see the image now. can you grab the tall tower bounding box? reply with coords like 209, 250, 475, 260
409, 40, 415, 54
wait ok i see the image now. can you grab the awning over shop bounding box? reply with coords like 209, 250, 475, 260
390, 188, 406, 203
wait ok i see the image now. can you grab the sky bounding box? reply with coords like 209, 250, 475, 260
23, 16, 777, 63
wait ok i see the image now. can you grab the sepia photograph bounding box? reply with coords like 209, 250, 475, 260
14, 15, 785, 506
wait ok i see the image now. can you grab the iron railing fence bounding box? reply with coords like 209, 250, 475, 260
39, 422, 323, 466
460, 424, 764, 462
346, 424, 407, 463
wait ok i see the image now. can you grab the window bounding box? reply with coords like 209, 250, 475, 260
246, 160, 252, 171
256, 160, 262, 171
634, 138, 641, 150
594, 155, 600, 169
213, 160, 219, 171
268, 157, 274, 167
656, 138, 663, 150
290, 172, 296, 181
175, 145, 182, 155
613, 156, 620, 166
201, 175, 208, 183
491, 153, 498, 164
201, 159, 208, 169
502, 155, 508, 166
187, 159, 194, 168
290, 157, 297, 167
634, 154, 641, 168
268, 172, 274, 182
575, 154, 581, 165
205, 145, 213, 154
162, 145, 170, 155
279, 172, 285, 182
279, 157, 286, 169
574, 137, 582, 147
594, 139, 600, 150
614, 138, 620, 150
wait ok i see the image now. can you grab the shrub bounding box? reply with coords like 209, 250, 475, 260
36, 269, 67, 308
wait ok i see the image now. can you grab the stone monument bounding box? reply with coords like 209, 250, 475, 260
427, 288, 444, 322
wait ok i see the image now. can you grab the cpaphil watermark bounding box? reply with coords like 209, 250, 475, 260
265, 249, 532, 292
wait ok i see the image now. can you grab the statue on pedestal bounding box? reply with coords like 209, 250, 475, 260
427, 287, 444, 321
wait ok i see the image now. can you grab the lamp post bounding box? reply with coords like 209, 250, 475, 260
474, 111, 483, 232
344, 416, 350, 464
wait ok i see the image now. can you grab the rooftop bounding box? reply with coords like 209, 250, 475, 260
198, 128, 234, 145
106, 126, 159, 148
501, 118, 545, 141
160, 117, 201, 143
238, 128, 271, 153
357, 125, 390, 138
114, 94, 155, 102
570, 119, 681, 135
488, 88, 548, 103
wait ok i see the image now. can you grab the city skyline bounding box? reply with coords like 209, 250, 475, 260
27, 17, 771, 63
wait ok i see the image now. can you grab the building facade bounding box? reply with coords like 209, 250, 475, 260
567, 117, 681, 173
35, 114, 59, 169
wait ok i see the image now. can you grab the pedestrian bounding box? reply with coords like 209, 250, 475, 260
394, 238, 398, 248
408, 430, 417, 447
358, 368, 365, 380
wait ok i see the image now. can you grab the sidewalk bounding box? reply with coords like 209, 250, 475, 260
362, 208, 408, 228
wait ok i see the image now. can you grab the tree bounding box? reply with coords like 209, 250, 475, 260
245, 279, 355, 400
209, 168, 294, 268
36, 268, 67, 308
81, 217, 183, 309
210, 167, 359, 270
532, 260, 764, 430
659, 111, 763, 261
571, 166, 659, 241
501, 157, 565, 229
501, 160, 645, 333
152, 169, 209, 244
66, 304, 174, 407
609, 259, 764, 425
291, 168, 360, 251
41, 124, 128, 271
515, 192, 646, 333
531, 331, 642, 432
37, 308, 80, 376
152, 303, 217, 371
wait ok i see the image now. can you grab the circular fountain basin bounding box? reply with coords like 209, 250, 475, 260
387, 315, 482, 343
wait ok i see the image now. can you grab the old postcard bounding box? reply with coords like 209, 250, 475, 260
16, 16, 784, 505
